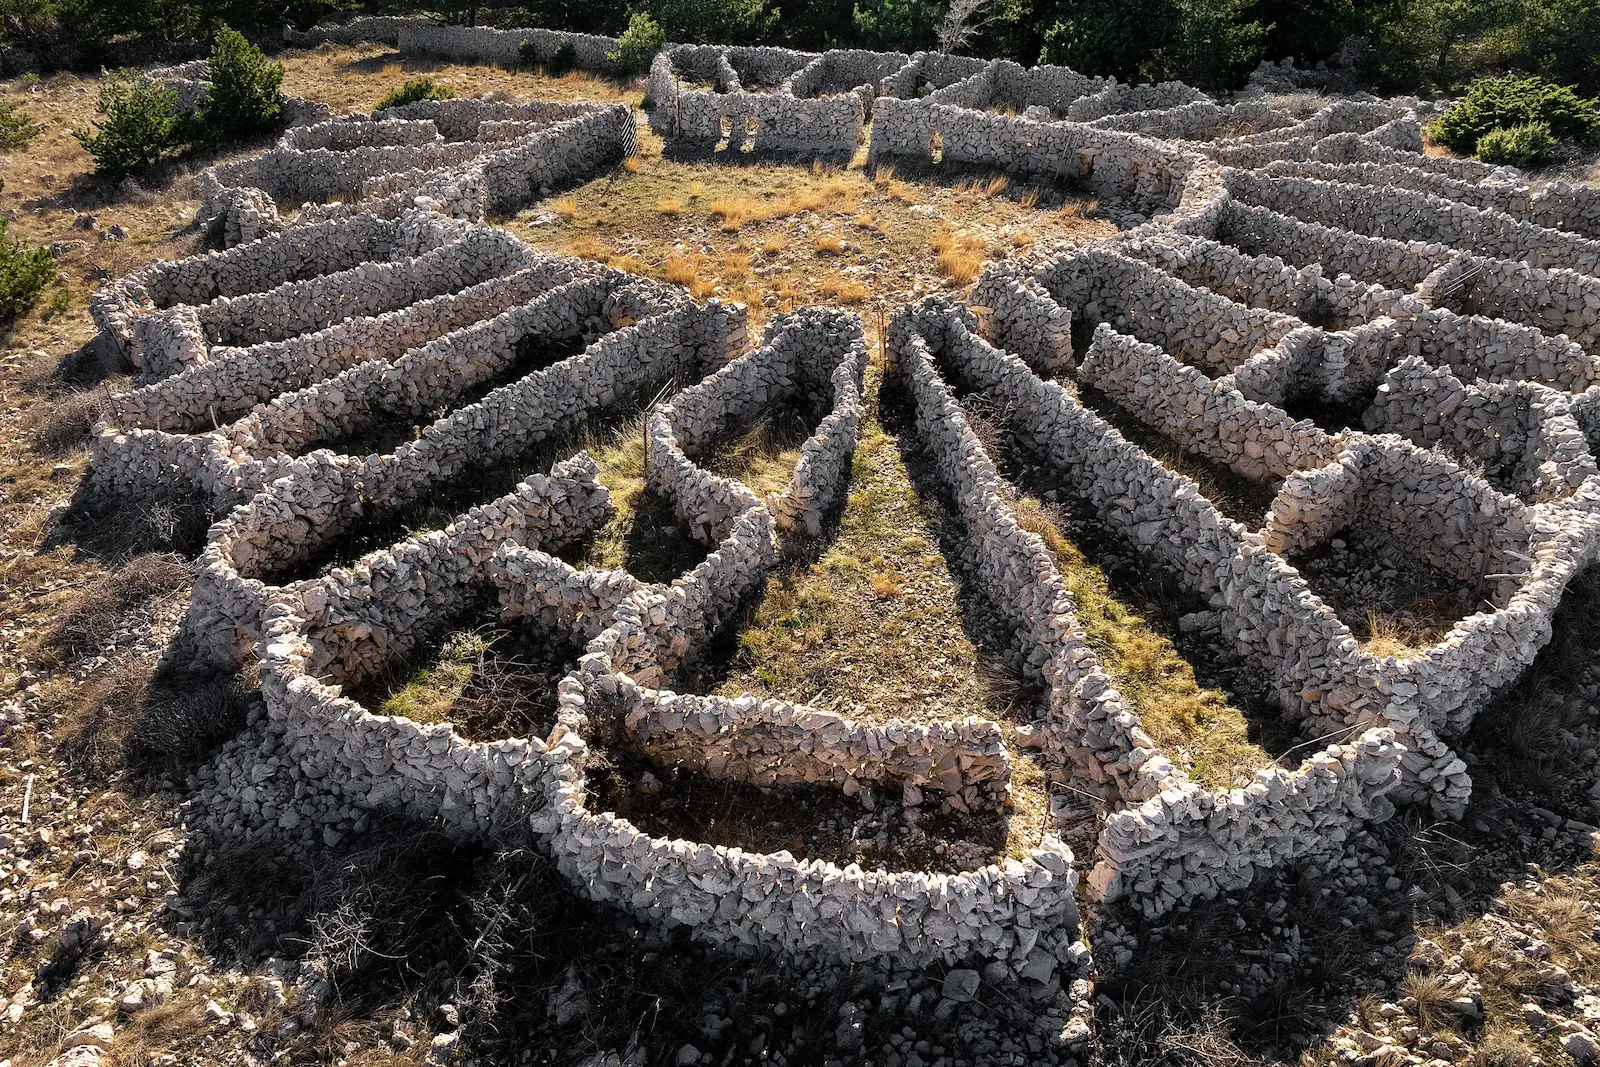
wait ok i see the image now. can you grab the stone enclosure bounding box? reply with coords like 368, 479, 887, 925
76, 24, 1600, 1011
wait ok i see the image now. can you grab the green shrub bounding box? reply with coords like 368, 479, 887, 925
606, 13, 664, 76
0, 218, 54, 323
1475, 121, 1557, 167
1428, 74, 1600, 154
375, 77, 457, 111
519, 36, 576, 73
551, 36, 577, 74
71, 72, 181, 176
202, 27, 283, 140
0, 97, 42, 149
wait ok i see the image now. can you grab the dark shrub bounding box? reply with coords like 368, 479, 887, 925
376, 76, 457, 111
1428, 74, 1600, 154
202, 27, 283, 140
72, 71, 181, 175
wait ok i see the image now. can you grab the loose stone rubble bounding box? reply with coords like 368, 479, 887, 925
75, 32, 1600, 997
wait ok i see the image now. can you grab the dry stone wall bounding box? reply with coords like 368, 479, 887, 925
182, 291, 739, 671
396, 23, 624, 73
83, 41, 1600, 964
959, 106, 1600, 830
887, 298, 1405, 918
207, 296, 1092, 988
542, 308, 1092, 973
195, 98, 634, 248
648, 45, 864, 155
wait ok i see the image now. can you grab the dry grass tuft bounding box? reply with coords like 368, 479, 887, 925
106, 995, 210, 1067
565, 234, 613, 262
760, 233, 785, 255
1362, 611, 1431, 658
42, 656, 153, 776
931, 227, 987, 285
812, 233, 844, 255
549, 196, 579, 218
1402, 972, 1457, 1032
1009, 229, 1037, 249
709, 177, 860, 231
28, 387, 107, 455
51, 552, 191, 661
42, 654, 252, 779
855, 212, 877, 229
657, 196, 684, 215
664, 254, 697, 286
1473, 1031, 1536, 1067
819, 277, 871, 304
1504, 882, 1600, 967
664, 253, 718, 298
1019, 186, 1042, 208
1153, 1005, 1257, 1067
620, 155, 643, 173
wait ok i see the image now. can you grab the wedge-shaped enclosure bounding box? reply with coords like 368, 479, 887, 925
242, 306, 1090, 989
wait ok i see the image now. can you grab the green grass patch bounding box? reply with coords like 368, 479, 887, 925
1012, 495, 1271, 789
715, 416, 1000, 722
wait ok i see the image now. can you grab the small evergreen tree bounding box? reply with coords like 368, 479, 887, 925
72, 71, 180, 176
606, 13, 664, 75
202, 27, 283, 140
1428, 74, 1599, 153
0, 217, 54, 323
0, 97, 43, 149
1475, 120, 1557, 165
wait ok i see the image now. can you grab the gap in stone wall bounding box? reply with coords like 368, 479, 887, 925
270, 187, 360, 218
344, 593, 569, 742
